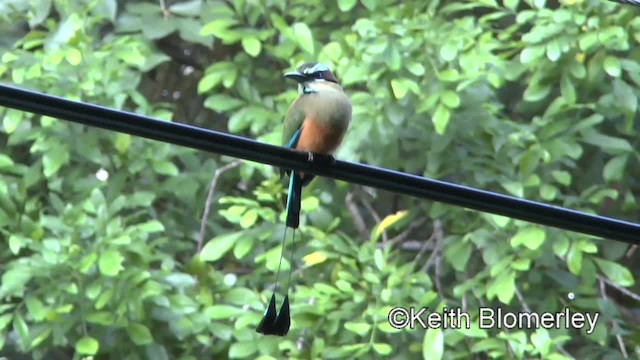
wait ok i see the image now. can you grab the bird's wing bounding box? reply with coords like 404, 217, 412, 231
282, 96, 307, 149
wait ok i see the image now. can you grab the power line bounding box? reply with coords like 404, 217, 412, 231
609, 0, 640, 6
1, 84, 639, 243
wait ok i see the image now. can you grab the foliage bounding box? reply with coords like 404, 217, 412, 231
1, 0, 640, 359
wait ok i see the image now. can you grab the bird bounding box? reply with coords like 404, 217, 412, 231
608, 0, 640, 5
255, 62, 352, 336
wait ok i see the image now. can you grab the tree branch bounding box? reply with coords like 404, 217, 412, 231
197, 160, 242, 253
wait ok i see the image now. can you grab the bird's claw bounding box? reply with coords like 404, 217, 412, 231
307, 152, 314, 162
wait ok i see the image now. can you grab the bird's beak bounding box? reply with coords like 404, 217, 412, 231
283, 70, 310, 83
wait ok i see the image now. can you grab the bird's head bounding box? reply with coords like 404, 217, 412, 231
283, 62, 339, 85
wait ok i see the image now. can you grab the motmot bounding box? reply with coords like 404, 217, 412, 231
256, 62, 352, 336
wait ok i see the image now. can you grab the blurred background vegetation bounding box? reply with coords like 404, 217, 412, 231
1, 0, 639, 358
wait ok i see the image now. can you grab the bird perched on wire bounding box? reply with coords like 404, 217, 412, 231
255, 62, 352, 336
608, 0, 640, 5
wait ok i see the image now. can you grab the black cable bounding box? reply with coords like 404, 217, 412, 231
608, 0, 640, 6
1, 84, 639, 243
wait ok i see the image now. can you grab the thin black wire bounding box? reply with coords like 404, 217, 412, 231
608, 0, 640, 6
0, 84, 639, 243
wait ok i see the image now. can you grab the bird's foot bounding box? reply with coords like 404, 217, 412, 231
307, 152, 314, 162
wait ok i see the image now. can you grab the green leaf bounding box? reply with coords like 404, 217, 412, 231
372, 343, 392, 355
457, 320, 488, 338
42, 145, 69, 178
422, 328, 444, 360
383, 44, 402, 71
530, 328, 551, 356
114, 133, 131, 154
493, 271, 515, 304
200, 18, 237, 37
3, 109, 23, 133
613, 79, 638, 115
603, 56, 621, 77
338, 0, 357, 11
127, 323, 153, 345
152, 160, 179, 176
560, 73, 576, 104
293, 23, 314, 54
138, 220, 165, 233
25, 296, 46, 321
241, 37, 261, 57
406, 62, 425, 76
439, 69, 460, 82
98, 250, 124, 277
520, 46, 544, 64
491, 215, 510, 228
229, 341, 257, 358
98, 0, 117, 21
552, 170, 571, 186
233, 236, 252, 259
321, 41, 343, 61
440, 90, 461, 108
86, 311, 115, 325
539, 184, 556, 201
0, 268, 32, 297
168, 0, 202, 16
0, 154, 14, 168
511, 227, 545, 250
553, 234, 570, 258
566, 243, 582, 275
594, 258, 633, 287
200, 232, 242, 262
511, 258, 531, 271
239, 209, 258, 229
204, 305, 244, 319
439, 44, 457, 61
75, 336, 99, 355
523, 82, 550, 102
432, 104, 450, 135
0, 313, 12, 331
204, 94, 244, 112
603, 155, 628, 182
198, 71, 225, 93
390, 79, 419, 99
546, 40, 561, 61
581, 130, 632, 154
13, 312, 29, 347
65, 48, 82, 65
344, 322, 371, 336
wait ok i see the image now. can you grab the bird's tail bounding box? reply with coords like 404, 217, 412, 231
285, 172, 303, 228
256, 171, 302, 336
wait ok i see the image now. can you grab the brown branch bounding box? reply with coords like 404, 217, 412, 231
514, 285, 531, 313
597, 274, 640, 302
422, 220, 443, 273
346, 191, 369, 240
413, 222, 437, 265
626, 245, 637, 258
360, 194, 387, 242
599, 277, 628, 358
421, 220, 444, 300
197, 160, 242, 253
387, 218, 427, 245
